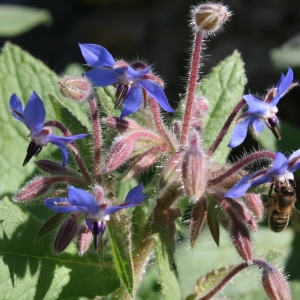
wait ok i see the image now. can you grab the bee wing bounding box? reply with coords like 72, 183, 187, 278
291, 207, 300, 231
264, 199, 274, 216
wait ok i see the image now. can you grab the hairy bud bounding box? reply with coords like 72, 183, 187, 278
244, 193, 264, 221
254, 260, 291, 300
102, 117, 142, 132
58, 75, 93, 101
182, 132, 207, 203
191, 3, 231, 34
77, 224, 93, 256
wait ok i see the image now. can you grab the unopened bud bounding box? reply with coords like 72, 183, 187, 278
14, 175, 85, 202
54, 214, 79, 254
77, 224, 92, 255
102, 116, 142, 132
258, 261, 291, 300
159, 150, 185, 189
244, 193, 264, 221
182, 132, 208, 203
58, 75, 93, 101
192, 3, 231, 33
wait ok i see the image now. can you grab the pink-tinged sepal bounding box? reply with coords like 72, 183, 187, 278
182, 132, 208, 203
54, 213, 80, 254
105, 130, 164, 172
77, 224, 93, 256
102, 116, 142, 132
244, 193, 264, 222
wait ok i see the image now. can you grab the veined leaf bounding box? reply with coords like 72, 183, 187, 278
200, 51, 246, 164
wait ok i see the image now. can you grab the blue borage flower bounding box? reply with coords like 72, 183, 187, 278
79, 43, 175, 118
10, 91, 87, 168
225, 150, 300, 198
229, 68, 296, 148
44, 183, 146, 249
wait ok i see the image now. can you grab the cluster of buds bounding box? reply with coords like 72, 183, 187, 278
9, 3, 296, 300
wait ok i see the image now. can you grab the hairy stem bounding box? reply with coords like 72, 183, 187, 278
208, 98, 246, 156
180, 30, 204, 147
88, 96, 102, 184
209, 150, 276, 186
199, 262, 249, 300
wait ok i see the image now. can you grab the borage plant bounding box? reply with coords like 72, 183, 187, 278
1, 3, 299, 300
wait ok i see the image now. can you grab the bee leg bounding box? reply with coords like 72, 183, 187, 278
269, 181, 274, 198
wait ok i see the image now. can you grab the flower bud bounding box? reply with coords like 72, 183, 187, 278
244, 193, 264, 222
54, 214, 79, 254
260, 262, 291, 300
77, 224, 92, 256
182, 132, 208, 203
102, 116, 142, 132
192, 3, 231, 33
159, 150, 185, 189
58, 75, 93, 101
14, 175, 85, 202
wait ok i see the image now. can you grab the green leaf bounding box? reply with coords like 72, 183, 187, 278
0, 197, 120, 299
207, 198, 220, 246
200, 50, 246, 164
152, 233, 181, 300
108, 214, 135, 295
151, 206, 181, 300
0, 5, 51, 37
270, 34, 300, 68
0, 42, 61, 196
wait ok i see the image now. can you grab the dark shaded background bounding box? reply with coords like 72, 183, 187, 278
2, 0, 300, 280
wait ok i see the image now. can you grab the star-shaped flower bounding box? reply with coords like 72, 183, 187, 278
79, 43, 175, 118
225, 150, 300, 198
44, 184, 146, 248
229, 68, 296, 148
10, 91, 87, 167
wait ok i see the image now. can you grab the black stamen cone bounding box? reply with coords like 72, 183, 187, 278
268, 118, 281, 140
92, 221, 99, 250
23, 141, 43, 166
115, 84, 130, 109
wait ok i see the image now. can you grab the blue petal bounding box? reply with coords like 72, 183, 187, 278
79, 44, 115, 67
23, 92, 45, 132
127, 66, 151, 79
252, 118, 264, 132
276, 67, 293, 96
225, 170, 270, 198
85, 68, 118, 87
68, 185, 99, 213
228, 116, 253, 148
269, 152, 288, 175
44, 197, 87, 213
50, 141, 69, 168
287, 149, 300, 173
46, 133, 88, 144
9, 94, 29, 127
120, 86, 143, 118
244, 94, 269, 115
104, 184, 146, 215
139, 79, 175, 113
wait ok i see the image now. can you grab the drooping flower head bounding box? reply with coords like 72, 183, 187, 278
79, 43, 175, 118
10, 92, 87, 167
225, 150, 300, 198
229, 68, 297, 148
44, 183, 146, 249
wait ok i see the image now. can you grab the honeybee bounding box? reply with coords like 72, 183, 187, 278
265, 180, 300, 232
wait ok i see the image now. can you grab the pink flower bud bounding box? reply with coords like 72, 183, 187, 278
102, 117, 142, 132
182, 132, 207, 203
191, 3, 231, 34
77, 224, 92, 256
257, 261, 291, 300
105, 130, 163, 172
14, 175, 85, 202
58, 75, 93, 101
244, 193, 264, 222
54, 214, 79, 254
159, 150, 185, 189
122, 144, 166, 180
